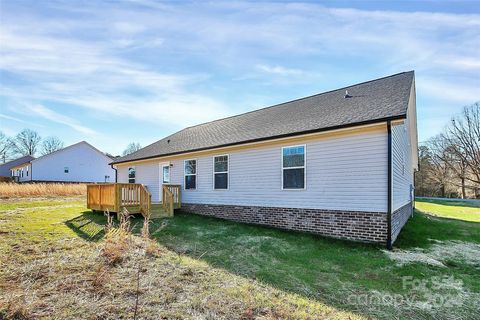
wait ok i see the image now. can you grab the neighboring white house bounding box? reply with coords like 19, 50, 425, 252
111, 71, 418, 247
11, 141, 115, 183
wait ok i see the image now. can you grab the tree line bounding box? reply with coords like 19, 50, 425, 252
415, 102, 480, 199
0, 129, 64, 163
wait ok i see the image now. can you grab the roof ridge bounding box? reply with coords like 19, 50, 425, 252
182, 70, 414, 131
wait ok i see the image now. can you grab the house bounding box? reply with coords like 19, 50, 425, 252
11, 141, 116, 183
0, 155, 35, 180
111, 71, 418, 247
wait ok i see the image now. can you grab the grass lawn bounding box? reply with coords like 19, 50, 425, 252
1, 197, 479, 319
415, 198, 480, 222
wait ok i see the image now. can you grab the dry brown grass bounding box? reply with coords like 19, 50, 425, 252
0, 182, 86, 198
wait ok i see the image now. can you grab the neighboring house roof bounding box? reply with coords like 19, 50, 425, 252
113, 71, 415, 164
0, 155, 35, 176
31, 141, 113, 163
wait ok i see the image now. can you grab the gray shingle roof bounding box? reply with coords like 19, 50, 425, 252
113, 71, 414, 164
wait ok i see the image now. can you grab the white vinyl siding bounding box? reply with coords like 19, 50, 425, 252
117, 128, 388, 212
392, 121, 414, 211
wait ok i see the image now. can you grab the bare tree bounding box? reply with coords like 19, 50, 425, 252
0, 131, 12, 163
12, 129, 42, 156
443, 102, 480, 186
426, 136, 455, 198
41, 136, 64, 155
122, 142, 142, 156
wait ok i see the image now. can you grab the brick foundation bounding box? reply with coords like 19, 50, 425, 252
391, 202, 413, 243
181, 203, 388, 243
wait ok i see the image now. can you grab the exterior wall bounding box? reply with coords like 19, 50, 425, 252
13, 163, 32, 182
31, 142, 115, 183
117, 161, 161, 201
181, 203, 388, 243
392, 81, 416, 211
117, 127, 388, 212
392, 202, 413, 243
392, 122, 414, 211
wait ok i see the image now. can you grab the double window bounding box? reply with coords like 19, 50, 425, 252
64, 167, 69, 174
213, 155, 228, 189
184, 159, 197, 189
282, 145, 306, 189
128, 167, 135, 183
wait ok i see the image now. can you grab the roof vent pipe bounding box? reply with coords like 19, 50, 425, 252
344, 90, 351, 99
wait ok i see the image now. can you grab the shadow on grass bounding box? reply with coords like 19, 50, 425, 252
64, 209, 480, 319
64, 211, 108, 242
64, 210, 154, 242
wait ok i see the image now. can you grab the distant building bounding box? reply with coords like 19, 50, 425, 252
0, 155, 35, 179
10, 141, 115, 183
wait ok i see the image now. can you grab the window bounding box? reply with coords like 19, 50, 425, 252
26, 166, 29, 176
282, 145, 305, 189
162, 165, 170, 183
64, 167, 69, 174
128, 167, 135, 183
21, 168, 24, 177
184, 160, 196, 189
213, 155, 228, 189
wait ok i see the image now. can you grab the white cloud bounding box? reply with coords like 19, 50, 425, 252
256, 65, 303, 76
26, 104, 97, 135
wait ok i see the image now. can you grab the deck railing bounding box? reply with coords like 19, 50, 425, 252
87, 183, 151, 217
162, 184, 181, 216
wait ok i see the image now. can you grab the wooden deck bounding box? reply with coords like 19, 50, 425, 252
87, 183, 181, 218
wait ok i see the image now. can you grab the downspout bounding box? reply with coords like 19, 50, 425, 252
110, 164, 117, 183
386, 121, 393, 250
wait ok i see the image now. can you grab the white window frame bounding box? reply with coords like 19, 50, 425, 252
161, 163, 171, 184
128, 166, 135, 183
213, 154, 229, 190
281, 144, 306, 190
184, 159, 197, 190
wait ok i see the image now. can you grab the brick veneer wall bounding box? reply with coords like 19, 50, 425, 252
181, 203, 388, 243
391, 202, 413, 243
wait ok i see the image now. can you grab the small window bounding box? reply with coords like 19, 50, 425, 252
26, 166, 29, 176
184, 159, 196, 190
21, 168, 24, 177
282, 145, 305, 189
128, 167, 135, 183
64, 167, 69, 174
213, 155, 228, 189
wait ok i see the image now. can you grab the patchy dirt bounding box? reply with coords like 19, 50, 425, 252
384, 240, 480, 267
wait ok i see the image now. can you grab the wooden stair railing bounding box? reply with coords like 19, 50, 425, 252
162, 184, 181, 217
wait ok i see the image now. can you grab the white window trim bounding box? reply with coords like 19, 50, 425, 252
160, 163, 171, 184
184, 159, 197, 190
213, 154, 229, 190
128, 166, 136, 183
281, 144, 306, 190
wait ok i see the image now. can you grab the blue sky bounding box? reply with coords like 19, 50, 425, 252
0, 0, 479, 155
